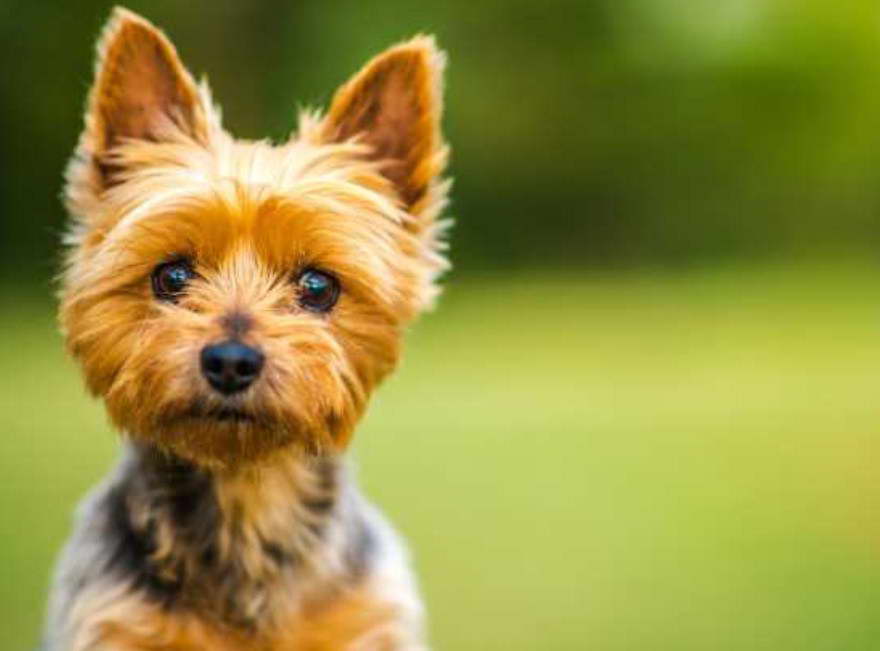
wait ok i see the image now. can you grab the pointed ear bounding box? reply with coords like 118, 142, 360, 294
80, 8, 209, 187
321, 36, 447, 214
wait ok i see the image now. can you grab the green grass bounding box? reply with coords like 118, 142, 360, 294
2, 260, 879, 650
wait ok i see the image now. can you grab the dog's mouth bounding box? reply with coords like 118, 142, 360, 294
175, 403, 260, 425
206, 407, 256, 423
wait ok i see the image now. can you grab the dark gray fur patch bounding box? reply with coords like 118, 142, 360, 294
103, 447, 217, 608
346, 515, 379, 580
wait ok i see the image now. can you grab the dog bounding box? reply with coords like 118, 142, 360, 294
43, 7, 449, 649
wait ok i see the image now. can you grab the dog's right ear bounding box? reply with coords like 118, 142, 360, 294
72, 8, 211, 192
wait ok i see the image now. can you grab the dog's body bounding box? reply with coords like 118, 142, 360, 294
46, 448, 425, 650
44, 8, 448, 650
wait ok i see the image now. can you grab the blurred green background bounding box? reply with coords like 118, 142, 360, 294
1, 1, 879, 649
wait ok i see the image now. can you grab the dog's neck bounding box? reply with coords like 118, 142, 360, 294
108, 441, 369, 630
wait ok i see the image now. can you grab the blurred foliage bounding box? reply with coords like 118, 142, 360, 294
2, 0, 880, 285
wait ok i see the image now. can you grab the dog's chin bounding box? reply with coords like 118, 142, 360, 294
131, 405, 305, 468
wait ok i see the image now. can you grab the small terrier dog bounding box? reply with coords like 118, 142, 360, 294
44, 8, 449, 650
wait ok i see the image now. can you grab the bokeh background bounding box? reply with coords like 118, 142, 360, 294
1, 1, 879, 649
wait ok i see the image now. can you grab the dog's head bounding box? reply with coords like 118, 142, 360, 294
59, 9, 449, 467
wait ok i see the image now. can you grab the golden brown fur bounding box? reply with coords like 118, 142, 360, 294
84, 582, 416, 651
45, 7, 448, 650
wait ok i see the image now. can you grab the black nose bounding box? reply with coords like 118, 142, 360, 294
200, 341, 264, 395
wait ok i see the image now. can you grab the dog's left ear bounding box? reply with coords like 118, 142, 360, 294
321, 37, 448, 218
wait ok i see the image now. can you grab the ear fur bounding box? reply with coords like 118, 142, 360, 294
321, 36, 448, 216
78, 7, 209, 188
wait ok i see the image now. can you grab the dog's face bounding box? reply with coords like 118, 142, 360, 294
59, 9, 448, 467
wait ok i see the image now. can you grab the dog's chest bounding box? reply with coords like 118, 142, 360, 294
95, 583, 403, 651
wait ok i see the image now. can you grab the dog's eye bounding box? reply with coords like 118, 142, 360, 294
152, 260, 195, 302
297, 269, 340, 313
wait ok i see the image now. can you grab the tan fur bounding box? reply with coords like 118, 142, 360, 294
48, 6, 448, 650
82, 580, 420, 651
